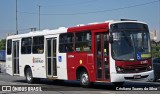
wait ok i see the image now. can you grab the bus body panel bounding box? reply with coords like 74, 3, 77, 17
6, 38, 20, 76
6, 55, 12, 75
67, 53, 95, 81
6, 28, 68, 79
56, 36, 68, 80
45, 33, 68, 80
57, 53, 68, 80
110, 70, 154, 82
67, 23, 110, 82
27, 54, 46, 78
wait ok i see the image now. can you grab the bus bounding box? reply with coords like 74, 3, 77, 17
6, 20, 154, 87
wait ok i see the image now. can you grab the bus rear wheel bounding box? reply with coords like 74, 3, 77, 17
26, 68, 34, 84
25, 68, 40, 84
80, 71, 92, 88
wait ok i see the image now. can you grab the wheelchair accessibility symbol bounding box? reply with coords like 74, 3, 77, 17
136, 52, 142, 60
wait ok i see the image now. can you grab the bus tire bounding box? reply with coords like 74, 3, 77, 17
25, 68, 34, 84
112, 82, 124, 86
80, 71, 92, 88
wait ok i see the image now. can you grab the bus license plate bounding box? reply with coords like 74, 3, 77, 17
133, 75, 141, 79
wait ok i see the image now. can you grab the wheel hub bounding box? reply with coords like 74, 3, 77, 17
26, 71, 32, 81
82, 73, 89, 85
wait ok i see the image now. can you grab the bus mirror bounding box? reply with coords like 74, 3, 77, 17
109, 35, 113, 43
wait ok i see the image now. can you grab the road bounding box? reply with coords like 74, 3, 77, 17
0, 62, 160, 94
0, 70, 160, 94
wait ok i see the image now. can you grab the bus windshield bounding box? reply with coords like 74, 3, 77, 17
111, 23, 151, 61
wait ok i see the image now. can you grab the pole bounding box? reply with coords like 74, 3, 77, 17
16, 0, 18, 34
159, 0, 160, 39
38, 5, 41, 30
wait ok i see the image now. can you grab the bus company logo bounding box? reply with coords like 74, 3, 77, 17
2, 86, 11, 91
32, 57, 44, 63
1, 85, 42, 91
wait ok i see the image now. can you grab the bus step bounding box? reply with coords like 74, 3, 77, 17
48, 76, 58, 80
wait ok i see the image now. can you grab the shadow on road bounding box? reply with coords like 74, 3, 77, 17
13, 78, 160, 91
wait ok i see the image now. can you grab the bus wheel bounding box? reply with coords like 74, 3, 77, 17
80, 71, 92, 88
112, 82, 124, 86
26, 68, 34, 84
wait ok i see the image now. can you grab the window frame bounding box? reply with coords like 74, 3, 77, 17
7, 39, 12, 55
21, 37, 32, 54
32, 36, 44, 54
59, 33, 74, 53
75, 31, 92, 52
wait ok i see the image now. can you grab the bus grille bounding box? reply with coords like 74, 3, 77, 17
123, 67, 148, 73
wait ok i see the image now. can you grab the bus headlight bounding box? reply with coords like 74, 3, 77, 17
116, 66, 124, 73
147, 65, 152, 71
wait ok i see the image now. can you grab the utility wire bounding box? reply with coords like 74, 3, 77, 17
18, 0, 158, 16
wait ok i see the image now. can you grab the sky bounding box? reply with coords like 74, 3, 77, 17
0, 0, 159, 40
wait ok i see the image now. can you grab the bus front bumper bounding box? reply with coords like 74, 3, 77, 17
110, 70, 154, 82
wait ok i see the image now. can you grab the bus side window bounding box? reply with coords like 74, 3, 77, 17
7, 39, 12, 55
59, 33, 74, 53
21, 37, 32, 54
75, 31, 91, 52
32, 36, 44, 54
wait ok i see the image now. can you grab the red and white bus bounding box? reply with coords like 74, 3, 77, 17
6, 20, 154, 87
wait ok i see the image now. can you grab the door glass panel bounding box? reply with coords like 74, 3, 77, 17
14, 59, 16, 73
95, 33, 109, 80
17, 41, 19, 74
53, 39, 57, 76
103, 34, 109, 79
17, 59, 19, 74
53, 58, 57, 76
13, 41, 19, 74
96, 34, 102, 79
48, 58, 51, 75
104, 34, 108, 56
53, 39, 56, 57
13, 42, 16, 57
46, 38, 57, 77
96, 35, 101, 56
47, 40, 51, 57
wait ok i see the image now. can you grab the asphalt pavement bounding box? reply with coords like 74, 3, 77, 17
0, 62, 160, 94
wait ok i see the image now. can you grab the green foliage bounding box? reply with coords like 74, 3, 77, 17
0, 39, 6, 50
152, 42, 160, 58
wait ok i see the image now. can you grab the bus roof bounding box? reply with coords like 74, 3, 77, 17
7, 27, 67, 39
6, 20, 147, 39
68, 22, 109, 32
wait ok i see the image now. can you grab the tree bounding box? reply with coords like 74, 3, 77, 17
151, 40, 160, 58
0, 39, 6, 50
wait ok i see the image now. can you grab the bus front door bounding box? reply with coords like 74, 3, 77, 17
12, 41, 19, 75
46, 38, 57, 77
95, 33, 110, 81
